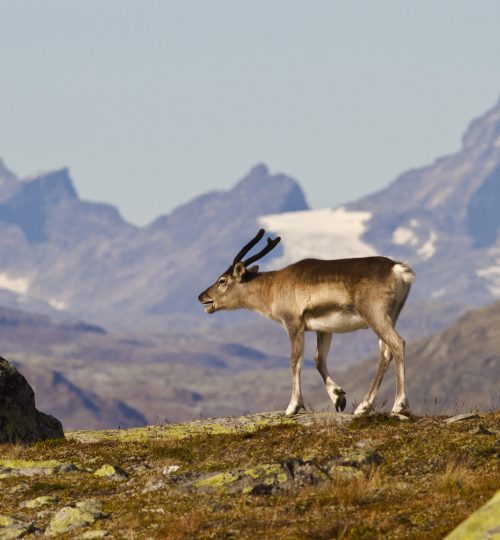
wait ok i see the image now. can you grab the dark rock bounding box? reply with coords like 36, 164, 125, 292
471, 424, 494, 436
337, 450, 383, 468
186, 453, 374, 495
0, 356, 64, 444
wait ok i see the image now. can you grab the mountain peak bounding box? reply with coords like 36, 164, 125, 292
462, 98, 500, 150
246, 163, 269, 178
234, 164, 308, 210
0, 159, 18, 182
0, 168, 79, 243
24, 168, 78, 203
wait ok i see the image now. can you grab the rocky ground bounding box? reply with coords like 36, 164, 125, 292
0, 411, 499, 539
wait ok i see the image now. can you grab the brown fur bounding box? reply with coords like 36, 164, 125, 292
199, 249, 415, 416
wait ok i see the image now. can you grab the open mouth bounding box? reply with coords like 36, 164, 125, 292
201, 299, 216, 314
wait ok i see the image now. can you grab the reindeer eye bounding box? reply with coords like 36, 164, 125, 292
218, 277, 227, 286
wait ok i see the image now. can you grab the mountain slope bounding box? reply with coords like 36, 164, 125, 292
0, 164, 307, 328
258, 97, 500, 339
1, 98, 499, 332
12, 361, 147, 431
0, 304, 292, 426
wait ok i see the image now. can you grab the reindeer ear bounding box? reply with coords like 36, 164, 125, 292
233, 262, 246, 281
247, 265, 259, 273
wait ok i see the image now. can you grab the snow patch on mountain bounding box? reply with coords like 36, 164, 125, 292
49, 298, 67, 311
417, 231, 437, 260
391, 218, 438, 260
0, 273, 30, 295
393, 226, 419, 247
477, 258, 500, 296
259, 207, 377, 268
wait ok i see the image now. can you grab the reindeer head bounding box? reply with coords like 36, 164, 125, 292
198, 229, 280, 314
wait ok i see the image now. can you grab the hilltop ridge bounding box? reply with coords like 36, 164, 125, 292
0, 410, 498, 538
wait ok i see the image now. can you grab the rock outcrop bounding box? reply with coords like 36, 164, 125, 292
0, 356, 64, 444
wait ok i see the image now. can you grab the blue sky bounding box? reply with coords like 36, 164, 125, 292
1, 1, 500, 225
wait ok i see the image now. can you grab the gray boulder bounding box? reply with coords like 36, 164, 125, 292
0, 356, 64, 444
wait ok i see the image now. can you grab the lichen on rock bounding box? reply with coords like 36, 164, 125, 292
0, 459, 80, 478
45, 499, 107, 536
0, 514, 34, 539
444, 489, 500, 539
93, 464, 128, 480
21, 495, 59, 509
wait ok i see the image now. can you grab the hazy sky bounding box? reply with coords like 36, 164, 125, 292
1, 1, 500, 225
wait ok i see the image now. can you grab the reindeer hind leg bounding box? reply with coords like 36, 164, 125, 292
355, 304, 409, 416
354, 340, 392, 416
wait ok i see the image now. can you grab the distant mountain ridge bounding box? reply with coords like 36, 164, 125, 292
0, 163, 307, 327
260, 97, 500, 322
2, 98, 500, 330
0, 96, 499, 358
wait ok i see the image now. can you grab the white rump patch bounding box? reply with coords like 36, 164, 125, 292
259, 207, 377, 268
392, 263, 416, 284
0, 273, 30, 295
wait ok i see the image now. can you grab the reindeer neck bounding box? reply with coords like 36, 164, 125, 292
240, 271, 277, 318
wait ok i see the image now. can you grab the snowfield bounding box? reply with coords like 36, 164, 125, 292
258, 207, 377, 268
392, 220, 438, 260
477, 258, 500, 296
0, 273, 30, 295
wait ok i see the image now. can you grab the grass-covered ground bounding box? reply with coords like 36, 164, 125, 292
0, 411, 499, 539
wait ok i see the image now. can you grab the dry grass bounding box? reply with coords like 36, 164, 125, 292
0, 442, 26, 458
439, 455, 475, 492
312, 466, 385, 508
0, 413, 498, 539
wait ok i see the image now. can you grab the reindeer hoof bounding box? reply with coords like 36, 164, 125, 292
285, 403, 305, 416
335, 391, 346, 412
354, 402, 373, 416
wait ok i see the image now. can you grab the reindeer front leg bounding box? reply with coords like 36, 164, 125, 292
314, 332, 346, 412
285, 326, 305, 416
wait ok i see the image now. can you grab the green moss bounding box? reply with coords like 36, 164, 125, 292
33, 438, 69, 450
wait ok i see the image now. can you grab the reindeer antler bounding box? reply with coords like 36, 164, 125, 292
242, 236, 281, 267
233, 229, 265, 264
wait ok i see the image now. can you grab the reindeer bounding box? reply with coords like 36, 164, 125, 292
198, 229, 415, 416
